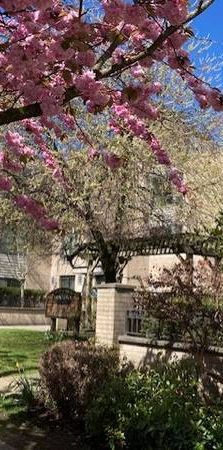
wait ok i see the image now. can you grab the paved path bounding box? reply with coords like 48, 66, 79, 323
0, 325, 50, 331
0, 371, 38, 394
0, 375, 15, 394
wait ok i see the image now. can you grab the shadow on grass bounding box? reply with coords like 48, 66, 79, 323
0, 400, 90, 450
0, 350, 37, 378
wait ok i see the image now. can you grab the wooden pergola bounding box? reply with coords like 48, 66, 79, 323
65, 232, 223, 263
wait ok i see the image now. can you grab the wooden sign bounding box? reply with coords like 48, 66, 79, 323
45, 288, 82, 319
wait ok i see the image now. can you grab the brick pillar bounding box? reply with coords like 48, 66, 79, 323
95, 283, 135, 346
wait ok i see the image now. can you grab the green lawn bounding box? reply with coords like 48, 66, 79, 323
0, 330, 47, 377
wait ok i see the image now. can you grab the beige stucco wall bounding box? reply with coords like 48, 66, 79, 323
0, 307, 51, 326
119, 336, 186, 367
119, 336, 223, 381
122, 254, 180, 285
50, 253, 103, 292
25, 253, 52, 292
24, 250, 212, 293
50, 254, 86, 292
122, 254, 211, 285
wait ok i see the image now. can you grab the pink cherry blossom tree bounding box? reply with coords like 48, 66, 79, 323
0, 0, 222, 232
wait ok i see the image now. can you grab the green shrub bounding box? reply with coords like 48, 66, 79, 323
24, 288, 45, 307
0, 286, 45, 307
86, 360, 223, 450
44, 330, 68, 343
11, 371, 39, 408
39, 340, 119, 421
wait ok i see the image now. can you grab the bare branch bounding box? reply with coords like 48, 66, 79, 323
78, 0, 84, 19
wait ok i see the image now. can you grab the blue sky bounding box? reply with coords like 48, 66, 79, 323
193, 0, 223, 86
193, 0, 223, 52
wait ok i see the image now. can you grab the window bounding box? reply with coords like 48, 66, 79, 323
94, 275, 105, 285
59, 276, 75, 290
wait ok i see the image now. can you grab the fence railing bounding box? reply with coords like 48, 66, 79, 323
126, 309, 144, 336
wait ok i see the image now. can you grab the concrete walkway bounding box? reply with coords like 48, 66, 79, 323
0, 375, 15, 394
0, 325, 50, 331
0, 371, 38, 394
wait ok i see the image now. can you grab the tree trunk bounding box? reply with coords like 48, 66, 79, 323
101, 252, 118, 283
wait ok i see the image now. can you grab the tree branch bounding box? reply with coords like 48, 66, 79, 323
100, 0, 216, 78
0, 0, 216, 127
79, 0, 84, 19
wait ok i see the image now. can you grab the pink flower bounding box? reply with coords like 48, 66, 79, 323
103, 151, 123, 169
131, 64, 144, 78
75, 50, 96, 67
112, 48, 125, 64
0, 177, 12, 191
88, 147, 100, 159
169, 168, 188, 195
149, 135, 171, 166
14, 194, 59, 230
5, 131, 35, 158
38, 217, 59, 230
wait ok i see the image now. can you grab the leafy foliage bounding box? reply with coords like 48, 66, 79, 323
86, 360, 223, 450
0, 286, 45, 308
39, 341, 119, 420
133, 259, 223, 348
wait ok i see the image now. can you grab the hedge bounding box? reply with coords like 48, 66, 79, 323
0, 286, 45, 308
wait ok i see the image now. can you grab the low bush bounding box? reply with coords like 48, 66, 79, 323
0, 286, 45, 308
133, 260, 223, 349
38, 342, 223, 449
39, 340, 119, 421
86, 360, 223, 450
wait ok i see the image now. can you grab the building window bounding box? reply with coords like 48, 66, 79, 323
94, 275, 105, 285
59, 275, 75, 290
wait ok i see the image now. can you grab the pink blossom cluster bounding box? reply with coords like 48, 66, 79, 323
0, 0, 192, 122
23, 119, 67, 186
0, 0, 220, 124
0, 151, 23, 173
0, 0, 221, 230
5, 131, 35, 158
148, 134, 171, 166
75, 71, 110, 112
102, 0, 187, 27
155, 0, 188, 25
169, 168, 188, 195
182, 74, 223, 111
112, 104, 187, 193
14, 194, 59, 230
88, 146, 123, 170
103, 151, 123, 169
0, 176, 12, 192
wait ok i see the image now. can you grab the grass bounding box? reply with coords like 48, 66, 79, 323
0, 393, 26, 417
0, 330, 91, 449
0, 329, 47, 377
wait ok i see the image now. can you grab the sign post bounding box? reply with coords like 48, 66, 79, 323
45, 288, 82, 333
